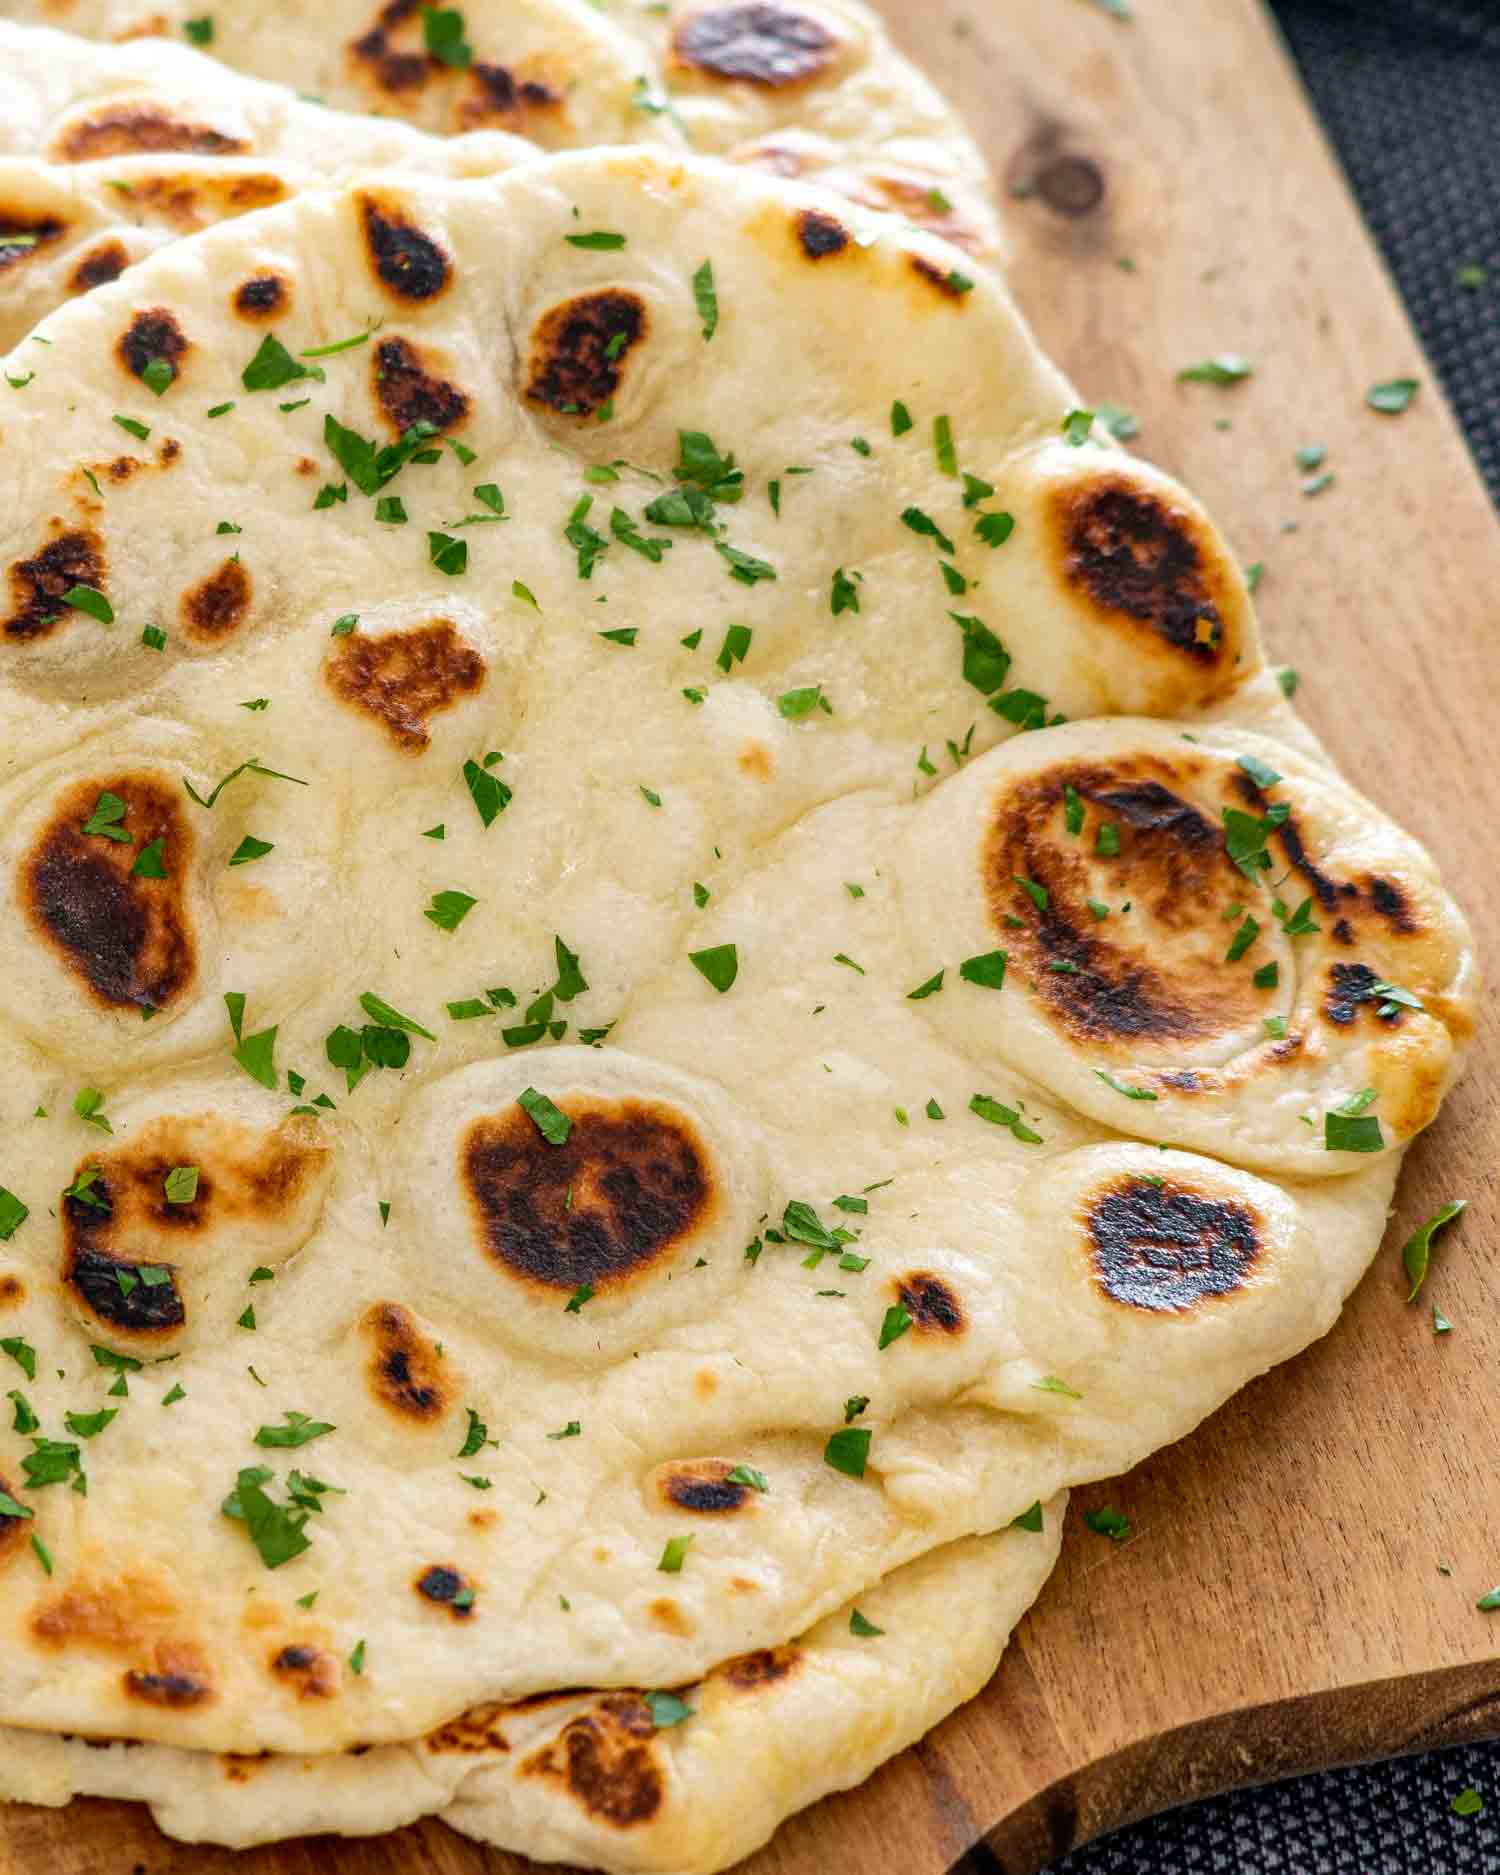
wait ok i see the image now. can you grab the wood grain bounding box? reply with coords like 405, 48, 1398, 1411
3, 2, 1497, 1873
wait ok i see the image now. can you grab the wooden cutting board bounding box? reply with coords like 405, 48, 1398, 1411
4, 2, 1498, 1872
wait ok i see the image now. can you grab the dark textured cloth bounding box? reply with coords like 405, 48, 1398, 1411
1047, 3, 1498, 1868
1271, 0, 1500, 504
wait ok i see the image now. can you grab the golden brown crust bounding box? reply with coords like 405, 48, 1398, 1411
519, 1692, 664, 1829
180, 557, 252, 640
52, 106, 246, 162
361, 1302, 450, 1424
323, 620, 486, 752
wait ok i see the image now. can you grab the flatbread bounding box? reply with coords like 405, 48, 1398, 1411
617, 0, 1001, 258
0, 145, 1474, 1869
0, 1518, 1064, 1869
0, 0, 1004, 258
0, 22, 537, 352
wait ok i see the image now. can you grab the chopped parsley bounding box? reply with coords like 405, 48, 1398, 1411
1177, 353, 1252, 386
645, 1690, 693, 1727
222, 1466, 312, 1569
229, 834, 273, 867
0, 1190, 28, 1242
824, 1426, 872, 1478
689, 944, 738, 993
163, 1165, 199, 1204
1325, 1089, 1384, 1154
878, 1304, 912, 1350
62, 584, 113, 624
692, 259, 718, 339
428, 531, 467, 575
1094, 1069, 1157, 1102
422, 4, 472, 65
1367, 377, 1420, 415
1400, 1199, 1466, 1300
778, 684, 830, 718
242, 335, 324, 394
254, 1410, 336, 1449
658, 1534, 693, 1573
969, 1094, 1042, 1142
959, 951, 1007, 990
424, 889, 477, 932
975, 510, 1015, 547
518, 1086, 571, 1146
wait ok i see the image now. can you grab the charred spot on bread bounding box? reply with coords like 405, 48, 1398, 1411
233, 274, 288, 320
21, 771, 196, 1014
3, 527, 106, 643
526, 291, 646, 419
796, 207, 849, 258
719, 1645, 799, 1689
983, 757, 1258, 1049
1087, 1176, 1261, 1312
118, 306, 188, 388
416, 1563, 476, 1618
362, 1302, 449, 1422
1053, 476, 1231, 666
520, 1694, 664, 1828
462, 1098, 714, 1295
0, 211, 66, 270
656, 1459, 754, 1514
69, 242, 130, 293
895, 1271, 965, 1334
270, 1643, 339, 1699
372, 336, 469, 436
180, 557, 252, 640
359, 194, 451, 302
673, 3, 838, 86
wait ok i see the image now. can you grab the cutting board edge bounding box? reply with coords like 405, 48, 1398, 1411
973, 1656, 1500, 1874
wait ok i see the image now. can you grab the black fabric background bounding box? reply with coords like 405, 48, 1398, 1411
1047, 3, 1498, 1869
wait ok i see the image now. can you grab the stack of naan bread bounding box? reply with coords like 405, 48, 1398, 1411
0, 5, 1475, 1872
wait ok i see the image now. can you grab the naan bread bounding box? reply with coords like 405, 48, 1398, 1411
0, 21, 536, 351
0, 0, 1003, 258
617, 0, 1000, 258
0, 145, 1474, 1869
0, 1519, 1063, 1869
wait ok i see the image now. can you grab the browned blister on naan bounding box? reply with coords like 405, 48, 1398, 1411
898, 717, 1474, 1173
